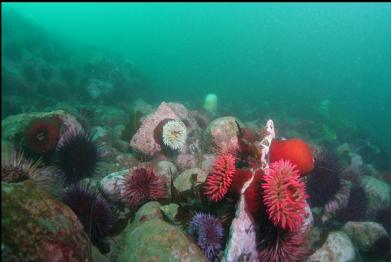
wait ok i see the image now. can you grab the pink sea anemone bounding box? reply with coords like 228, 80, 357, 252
262, 160, 308, 231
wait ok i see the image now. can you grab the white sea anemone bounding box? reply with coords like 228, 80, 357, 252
162, 119, 187, 150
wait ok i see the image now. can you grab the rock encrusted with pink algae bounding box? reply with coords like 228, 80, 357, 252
1, 180, 89, 261
203, 116, 243, 154
130, 101, 201, 156
175, 153, 199, 171
168, 102, 200, 134
130, 102, 180, 156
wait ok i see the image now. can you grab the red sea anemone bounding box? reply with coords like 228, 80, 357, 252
122, 167, 167, 210
204, 154, 236, 201
244, 169, 265, 219
24, 117, 61, 155
262, 160, 308, 231
269, 139, 314, 175
229, 169, 253, 195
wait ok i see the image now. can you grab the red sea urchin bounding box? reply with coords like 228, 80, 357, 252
204, 154, 236, 202
262, 160, 308, 231
24, 117, 61, 155
257, 218, 309, 262
122, 167, 167, 210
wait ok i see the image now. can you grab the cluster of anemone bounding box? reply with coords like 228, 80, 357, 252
204, 153, 236, 202
122, 167, 167, 210
62, 182, 116, 254
188, 212, 224, 261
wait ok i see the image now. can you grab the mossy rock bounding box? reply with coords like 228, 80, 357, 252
117, 218, 207, 262
203, 116, 243, 153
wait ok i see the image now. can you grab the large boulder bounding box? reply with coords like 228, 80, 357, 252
361, 175, 391, 215
173, 168, 207, 194
203, 116, 243, 154
115, 201, 207, 262
130, 102, 181, 156
307, 231, 356, 262
342, 221, 389, 253
1, 181, 89, 261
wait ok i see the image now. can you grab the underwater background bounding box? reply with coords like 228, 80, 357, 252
2, 2, 391, 262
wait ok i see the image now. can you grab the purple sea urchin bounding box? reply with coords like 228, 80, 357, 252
336, 185, 368, 223
62, 182, 115, 253
55, 129, 100, 184
307, 150, 342, 207
188, 212, 224, 261
375, 206, 391, 233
